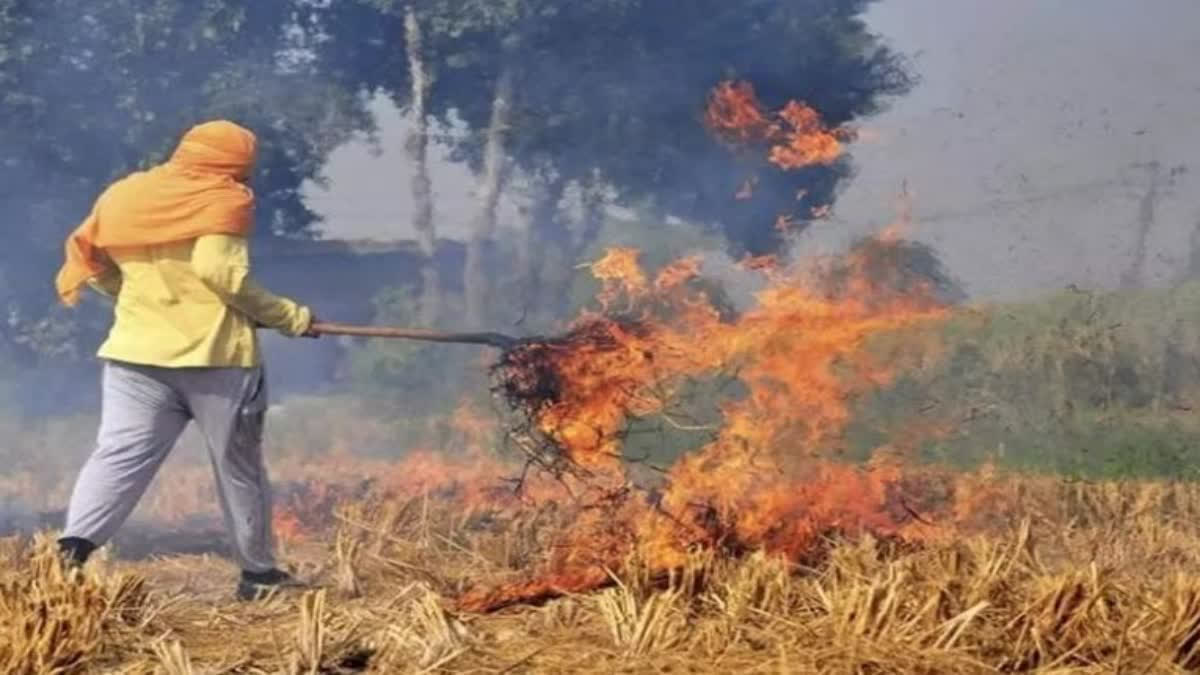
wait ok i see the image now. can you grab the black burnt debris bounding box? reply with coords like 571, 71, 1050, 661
488, 318, 650, 478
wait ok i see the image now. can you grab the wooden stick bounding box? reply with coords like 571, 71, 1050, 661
309, 321, 518, 349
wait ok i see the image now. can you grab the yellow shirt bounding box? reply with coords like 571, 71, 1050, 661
88, 234, 311, 367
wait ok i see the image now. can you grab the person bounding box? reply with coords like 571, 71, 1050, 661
53, 120, 318, 600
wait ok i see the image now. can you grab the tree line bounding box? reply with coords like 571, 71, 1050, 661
0, 0, 911, 363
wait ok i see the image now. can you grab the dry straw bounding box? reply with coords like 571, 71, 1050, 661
7, 470, 1200, 671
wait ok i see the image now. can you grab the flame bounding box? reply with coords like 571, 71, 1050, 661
270, 83, 950, 613
268, 233, 951, 611
769, 100, 843, 168
459, 238, 949, 610
588, 247, 648, 311
706, 80, 844, 170
705, 80, 773, 142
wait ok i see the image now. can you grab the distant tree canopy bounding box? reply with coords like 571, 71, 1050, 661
326, 0, 910, 254
483, 0, 911, 257
0, 0, 913, 357
307, 0, 912, 325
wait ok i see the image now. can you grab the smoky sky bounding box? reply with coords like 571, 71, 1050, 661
305, 0, 1200, 302
823, 0, 1200, 300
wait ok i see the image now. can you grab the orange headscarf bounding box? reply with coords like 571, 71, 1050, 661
55, 120, 259, 306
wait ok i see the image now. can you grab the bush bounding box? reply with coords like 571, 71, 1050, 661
847, 283, 1200, 479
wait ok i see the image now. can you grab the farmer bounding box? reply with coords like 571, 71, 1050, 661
53, 120, 316, 600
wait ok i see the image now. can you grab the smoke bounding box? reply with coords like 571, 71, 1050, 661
0, 498, 44, 538
828, 0, 1200, 301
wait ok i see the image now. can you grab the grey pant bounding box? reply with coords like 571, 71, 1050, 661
63, 360, 276, 572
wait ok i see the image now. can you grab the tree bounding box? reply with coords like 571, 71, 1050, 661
404, 5, 441, 326
424, 0, 913, 327
302, 0, 914, 332
315, 0, 445, 324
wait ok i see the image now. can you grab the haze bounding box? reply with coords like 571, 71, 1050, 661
306, 0, 1200, 301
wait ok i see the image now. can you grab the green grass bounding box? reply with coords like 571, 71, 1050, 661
847, 282, 1200, 479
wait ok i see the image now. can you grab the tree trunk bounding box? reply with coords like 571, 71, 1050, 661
519, 175, 568, 326
464, 63, 515, 327
513, 175, 606, 324
405, 5, 439, 326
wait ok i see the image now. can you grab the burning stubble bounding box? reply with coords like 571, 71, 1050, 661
370, 243, 952, 612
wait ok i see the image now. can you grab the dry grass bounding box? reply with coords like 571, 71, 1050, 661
9, 468, 1200, 672
596, 581, 686, 657
152, 640, 195, 675
0, 534, 160, 674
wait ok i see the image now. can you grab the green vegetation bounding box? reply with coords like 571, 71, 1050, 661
848, 282, 1200, 480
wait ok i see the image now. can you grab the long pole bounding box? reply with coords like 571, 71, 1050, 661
309, 322, 518, 349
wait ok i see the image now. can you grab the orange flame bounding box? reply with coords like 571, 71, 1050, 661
270, 82, 951, 613
769, 100, 843, 168
453, 238, 951, 610
705, 80, 773, 142
706, 80, 844, 170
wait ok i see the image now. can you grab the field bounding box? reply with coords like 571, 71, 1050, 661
6, 258, 1200, 673
7, 463, 1200, 673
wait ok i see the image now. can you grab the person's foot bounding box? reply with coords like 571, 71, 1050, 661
57, 537, 96, 569
236, 567, 308, 601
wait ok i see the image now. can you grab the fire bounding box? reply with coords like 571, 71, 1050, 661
705, 80, 773, 141
543, 244, 942, 455
770, 100, 844, 169
705, 80, 845, 170
457, 237, 950, 610
269, 82, 950, 613
268, 237, 951, 611
587, 247, 648, 307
